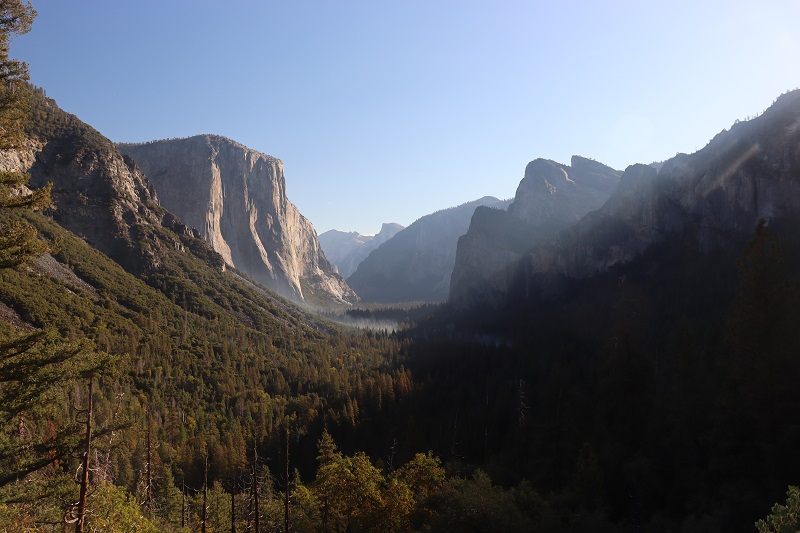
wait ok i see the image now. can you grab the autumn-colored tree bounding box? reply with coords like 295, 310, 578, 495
393, 451, 445, 503
391, 451, 445, 527
313, 431, 383, 532
313, 430, 338, 531
369, 476, 413, 532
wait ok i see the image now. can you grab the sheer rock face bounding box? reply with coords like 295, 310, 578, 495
449, 156, 621, 309
347, 197, 510, 303
520, 90, 800, 292
119, 136, 357, 304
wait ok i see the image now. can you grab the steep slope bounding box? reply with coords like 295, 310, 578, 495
319, 222, 404, 278
0, 88, 409, 497
6, 88, 215, 277
449, 156, 620, 308
519, 89, 800, 296
347, 197, 510, 302
118, 136, 357, 305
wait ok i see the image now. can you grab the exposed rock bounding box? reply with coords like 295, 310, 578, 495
449, 156, 621, 308
347, 197, 510, 303
0, 301, 34, 331
119, 136, 357, 304
0, 139, 39, 173
7, 91, 213, 276
34, 253, 99, 299
319, 222, 404, 278
520, 89, 800, 296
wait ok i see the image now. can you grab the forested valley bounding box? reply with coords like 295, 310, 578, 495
2, 3, 800, 532
4, 151, 800, 532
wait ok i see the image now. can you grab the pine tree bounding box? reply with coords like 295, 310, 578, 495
0, 0, 50, 268
0, 330, 94, 488
0, 3, 107, 516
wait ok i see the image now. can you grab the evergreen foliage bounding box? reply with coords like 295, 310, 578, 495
756, 486, 800, 533
0, 0, 35, 151
0, 0, 50, 269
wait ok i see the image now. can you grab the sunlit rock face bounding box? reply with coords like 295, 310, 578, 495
520, 90, 800, 291
449, 156, 620, 309
120, 135, 357, 304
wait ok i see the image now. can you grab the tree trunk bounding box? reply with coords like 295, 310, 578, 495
284, 425, 290, 533
75, 379, 93, 533
202, 454, 208, 533
145, 411, 154, 518
231, 487, 236, 533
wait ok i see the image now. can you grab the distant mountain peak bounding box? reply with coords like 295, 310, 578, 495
319, 223, 405, 279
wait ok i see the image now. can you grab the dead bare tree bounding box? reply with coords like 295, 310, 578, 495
202, 453, 209, 533
247, 441, 262, 533
64, 379, 93, 533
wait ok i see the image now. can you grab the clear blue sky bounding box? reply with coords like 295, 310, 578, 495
12, 0, 800, 235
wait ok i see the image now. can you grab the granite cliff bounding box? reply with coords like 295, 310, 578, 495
517, 89, 800, 297
319, 222, 404, 279
119, 136, 357, 305
449, 156, 620, 308
347, 197, 510, 302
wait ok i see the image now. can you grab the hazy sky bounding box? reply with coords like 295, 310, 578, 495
12, 0, 800, 235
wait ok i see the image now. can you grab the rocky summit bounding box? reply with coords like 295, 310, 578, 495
520, 89, 800, 292
119, 135, 357, 305
449, 156, 621, 309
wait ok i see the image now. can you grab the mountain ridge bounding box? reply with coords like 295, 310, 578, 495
449, 156, 621, 308
516, 89, 800, 297
4, 88, 222, 279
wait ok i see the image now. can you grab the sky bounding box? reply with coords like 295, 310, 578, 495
11, 0, 800, 235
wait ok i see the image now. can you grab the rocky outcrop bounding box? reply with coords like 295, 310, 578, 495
449, 156, 621, 308
319, 223, 404, 279
119, 136, 357, 304
347, 197, 510, 303
5, 91, 214, 276
518, 89, 800, 293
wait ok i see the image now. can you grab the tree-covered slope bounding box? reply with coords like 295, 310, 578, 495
0, 86, 415, 530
